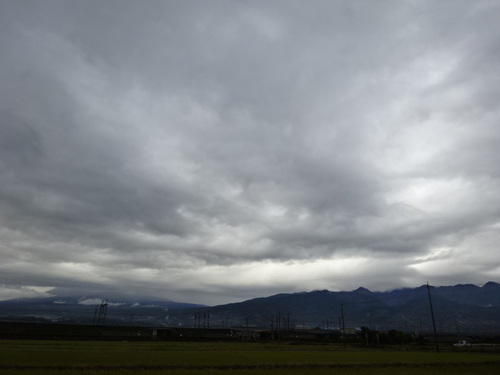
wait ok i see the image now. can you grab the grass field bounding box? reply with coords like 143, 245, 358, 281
0, 340, 499, 374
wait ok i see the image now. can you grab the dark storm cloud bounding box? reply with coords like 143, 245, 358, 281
1, 0, 499, 304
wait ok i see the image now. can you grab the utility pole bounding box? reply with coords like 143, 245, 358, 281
102, 300, 107, 324
202, 312, 210, 329
93, 300, 108, 325
93, 306, 98, 324
426, 282, 439, 352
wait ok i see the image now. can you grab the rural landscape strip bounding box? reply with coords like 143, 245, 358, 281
1, 361, 499, 371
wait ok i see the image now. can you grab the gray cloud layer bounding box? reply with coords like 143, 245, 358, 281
1, 0, 499, 304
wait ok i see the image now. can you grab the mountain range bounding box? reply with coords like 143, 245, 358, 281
1, 282, 499, 334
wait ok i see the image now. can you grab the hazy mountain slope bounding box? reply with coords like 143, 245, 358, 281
1, 282, 499, 333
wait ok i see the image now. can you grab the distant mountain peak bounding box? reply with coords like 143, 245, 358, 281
483, 281, 499, 288
354, 287, 371, 293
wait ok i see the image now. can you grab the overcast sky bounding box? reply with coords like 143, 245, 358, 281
1, 0, 499, 305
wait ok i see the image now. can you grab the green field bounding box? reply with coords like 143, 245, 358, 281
0, 340, 499, 374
